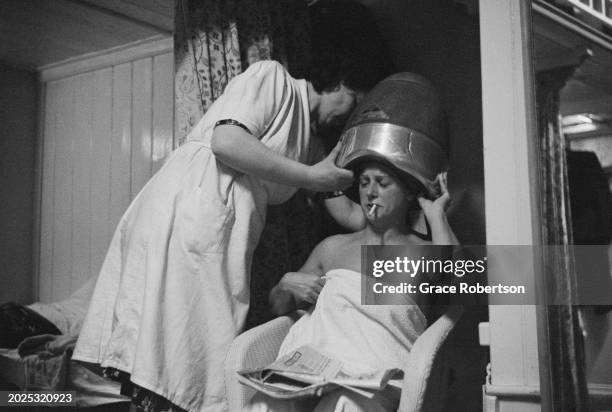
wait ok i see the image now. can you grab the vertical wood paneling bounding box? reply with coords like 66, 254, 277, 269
109, 63, 133, 230
152, 52, 174, 172
90, 68, 113, 281
71, 72, 94, 294
39, 82, 59, 303
52, 79, 74, 301
32, 82, 46, 302
38, 49, 173, 301
131, 57, 153, 199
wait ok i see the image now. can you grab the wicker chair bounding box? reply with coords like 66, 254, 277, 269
224, 306, 463, 411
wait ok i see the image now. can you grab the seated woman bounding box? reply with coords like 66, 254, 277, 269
244, 159, 457, 412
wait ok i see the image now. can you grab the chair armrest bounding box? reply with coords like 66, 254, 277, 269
398, 305, 464, 412
224, 314, 298, 411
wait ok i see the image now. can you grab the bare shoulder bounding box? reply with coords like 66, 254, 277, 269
315, 232, 364, 272
316, 233, 351, 252
310, 233, 352, 258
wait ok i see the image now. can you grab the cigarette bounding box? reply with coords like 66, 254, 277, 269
368, 204, 378, 216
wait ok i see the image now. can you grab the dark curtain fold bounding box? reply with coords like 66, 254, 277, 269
235, 0, 311, 78
536, 67, 589, 411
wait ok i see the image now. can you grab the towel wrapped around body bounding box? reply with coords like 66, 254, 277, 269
279, 268, 426, 375
245, 269, 427, 412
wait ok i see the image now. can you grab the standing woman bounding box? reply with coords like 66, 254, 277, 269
72, 52, 381, 412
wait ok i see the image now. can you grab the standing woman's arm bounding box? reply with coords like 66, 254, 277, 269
305, 137, 366, 231
209, 61, 354, 193
211, 125, 353, 192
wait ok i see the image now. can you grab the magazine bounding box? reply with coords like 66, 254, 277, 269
237, 345, 402, 400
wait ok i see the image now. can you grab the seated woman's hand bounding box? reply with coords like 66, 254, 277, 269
417, 172, 451, 219
278, 272, 326, 306
417, 172, 458, 245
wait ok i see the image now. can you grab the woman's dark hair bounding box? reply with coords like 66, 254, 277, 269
307, 0, 393, 93
307, 49, 387, 94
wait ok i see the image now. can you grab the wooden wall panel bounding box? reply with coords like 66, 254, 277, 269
38, 82, 58, 302
51, 79, 74, 301
71, 72, 94, 291
37, 48, 173, 302
131, 57, 153, 198
89, 68, 113, 282
110, 63, 133, 230
152, 52, 174, 172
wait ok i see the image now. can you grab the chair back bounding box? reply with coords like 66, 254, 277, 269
224, 315, 297, 411
398, 305, 464, 412
225, 306, 463, 411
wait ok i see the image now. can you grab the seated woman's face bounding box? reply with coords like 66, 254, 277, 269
358, 162, 414, 224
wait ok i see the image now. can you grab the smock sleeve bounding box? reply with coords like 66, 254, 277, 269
214, 60, 288, 139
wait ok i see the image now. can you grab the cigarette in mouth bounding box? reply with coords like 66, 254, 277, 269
368, 204, 379, 216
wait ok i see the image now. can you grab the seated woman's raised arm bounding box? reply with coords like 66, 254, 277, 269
417, 172, 459, 246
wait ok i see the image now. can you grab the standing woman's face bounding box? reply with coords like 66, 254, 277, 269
316, 84, 363, 128
358, 163, 415, 224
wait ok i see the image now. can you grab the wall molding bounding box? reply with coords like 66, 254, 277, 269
589, 383, 612, 408
485, 383, 612, 408
485, 384, 541, 399
38, 34, 172, 82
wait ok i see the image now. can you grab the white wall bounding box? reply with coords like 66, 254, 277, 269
36, 38, 174, 302
480, 0, 543, 410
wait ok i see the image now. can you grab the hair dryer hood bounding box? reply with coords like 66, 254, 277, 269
336, 72, 449, 199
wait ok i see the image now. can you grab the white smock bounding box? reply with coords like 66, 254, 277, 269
245, 269, 427, 412
73, 61, 312, 412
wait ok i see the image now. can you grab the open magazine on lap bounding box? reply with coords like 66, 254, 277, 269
237, 345, 402, 400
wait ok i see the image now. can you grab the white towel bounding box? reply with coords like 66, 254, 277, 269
278, 269, 427, 376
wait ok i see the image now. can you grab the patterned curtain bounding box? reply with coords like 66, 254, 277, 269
175, 0, 241, 143
174, 0, 331, 330
174, 0, 311, 144
536, 67, 589, 411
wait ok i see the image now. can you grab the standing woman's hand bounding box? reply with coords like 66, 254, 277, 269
306, 141, 354, 192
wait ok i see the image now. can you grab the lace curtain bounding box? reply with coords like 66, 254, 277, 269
174, 0, 311, 144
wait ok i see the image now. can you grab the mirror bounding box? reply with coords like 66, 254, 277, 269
533, 1, 612, 409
